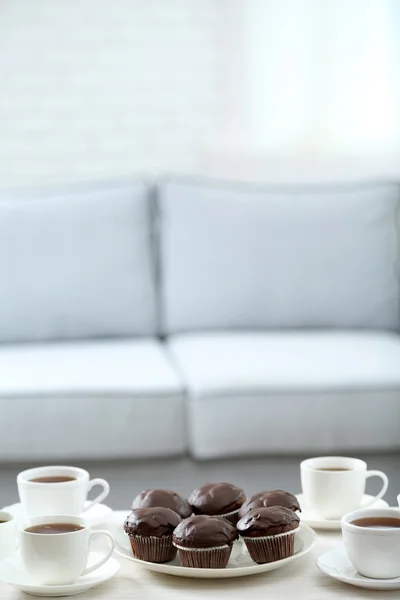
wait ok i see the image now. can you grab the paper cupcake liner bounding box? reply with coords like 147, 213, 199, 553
220, 509, 240, 526
129, 534, 176, 563
173, 542, 233, 568
241, 529, 296, 564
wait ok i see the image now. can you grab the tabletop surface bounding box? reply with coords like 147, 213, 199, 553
1, 510, 398, 599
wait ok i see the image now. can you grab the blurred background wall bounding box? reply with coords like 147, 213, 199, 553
0, 0, 228, 184
0, 0, 399, 184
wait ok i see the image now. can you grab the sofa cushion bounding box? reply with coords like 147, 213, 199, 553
159, 178, 400, 333
0, 179, 157, 342
0, 340, 185, 460
168, 332, 400, 458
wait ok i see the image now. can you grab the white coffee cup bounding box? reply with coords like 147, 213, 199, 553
300, 456, 388, 519
19, 514, 115, 585
0, 511, 17, 560
17, 466, 110, 518
342, 508, 400, 579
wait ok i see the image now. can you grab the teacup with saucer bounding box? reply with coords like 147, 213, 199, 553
0, 514, 119, 597
297, 456, 389, 529
317, 506, 400, 590
5, 465, 113, 527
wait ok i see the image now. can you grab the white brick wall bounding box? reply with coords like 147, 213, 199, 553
0, 0, 227, 185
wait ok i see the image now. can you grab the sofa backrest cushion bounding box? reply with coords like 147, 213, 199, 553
0, 179, 157, 342
159, 177, 400, 333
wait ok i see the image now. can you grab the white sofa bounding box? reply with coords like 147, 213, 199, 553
1, 176, 399, 461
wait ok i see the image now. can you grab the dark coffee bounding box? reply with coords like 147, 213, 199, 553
352, 517, 400, 529
29, 476, 77, 484
25, 523, 84, 534
315, 468, 352, 472
0, 520, 7, 524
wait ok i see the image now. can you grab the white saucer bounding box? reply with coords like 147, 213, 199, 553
316, 546, 400, 590
0, 551, 120, 597
114, 522, 316, 579
1, 502, 113, 528
295, 494, 389, 530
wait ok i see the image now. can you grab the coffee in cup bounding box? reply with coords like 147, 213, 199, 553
342, 508, 400, 579
351, 516, 400, 529
0, 512, 16, 560
17, 466, 110, 518
19, 515, 115, 585
300, 456, 388, 519
25, 522, 85, 534
29, 476, 77, 483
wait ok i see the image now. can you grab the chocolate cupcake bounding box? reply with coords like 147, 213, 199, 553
238, 490, 301, 519
124, 507, 181, 563
189, 482, 246, 525
173, 515, 238, 568
237, 506, 299, 563
132, 489, 192, 519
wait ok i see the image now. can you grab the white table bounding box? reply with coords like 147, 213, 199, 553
1, 511, 398, 599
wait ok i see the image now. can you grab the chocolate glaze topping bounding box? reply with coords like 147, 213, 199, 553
237, 506, 300, 538
132, 489, 192, 519
124, 507, 181, 538
173, 515, 238, 549
189, 482, 246, 515
238, 490, 301, 519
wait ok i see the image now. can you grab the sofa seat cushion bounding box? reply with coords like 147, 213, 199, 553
0, 340, 185, 460
168, 332, 400, 458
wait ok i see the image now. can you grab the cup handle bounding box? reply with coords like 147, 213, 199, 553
82, 530, 115, 577
363, 470, 389, 508
83, 478, 110, 513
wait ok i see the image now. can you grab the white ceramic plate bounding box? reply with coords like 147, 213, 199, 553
1, 502, 113, 528
316, 546, 400, 590
296, 494, 389, 530
114, 522, 316, 579
0, 551, 120, 597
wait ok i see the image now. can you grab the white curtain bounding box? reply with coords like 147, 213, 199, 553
238, 0, 400, 159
